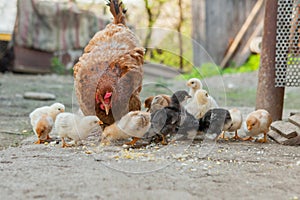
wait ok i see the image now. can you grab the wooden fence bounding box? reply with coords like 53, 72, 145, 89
191, 0, 265, 68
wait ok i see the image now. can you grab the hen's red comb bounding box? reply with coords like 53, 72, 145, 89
104, 92, 112, 99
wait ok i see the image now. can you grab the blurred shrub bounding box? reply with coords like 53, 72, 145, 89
51, 57, 65, 75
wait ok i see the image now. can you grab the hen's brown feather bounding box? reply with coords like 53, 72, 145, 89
74, 0, 144, 128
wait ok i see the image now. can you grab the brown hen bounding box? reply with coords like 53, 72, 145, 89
73, 0, 144, 128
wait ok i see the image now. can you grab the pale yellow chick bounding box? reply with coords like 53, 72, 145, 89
54, 112, 102, 147
186, 78, 218, 107
29, 103, 65, 143
185, 89, 216, 119
186, 78, 203, 97
243, 109, 272, 143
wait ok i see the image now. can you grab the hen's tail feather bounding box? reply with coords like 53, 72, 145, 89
106, 0, 126, 25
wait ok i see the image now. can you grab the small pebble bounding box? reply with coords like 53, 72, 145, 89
50, 141, 57, 146
85, 150, 92, 154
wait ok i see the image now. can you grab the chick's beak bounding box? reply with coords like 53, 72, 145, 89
247, 125, 252, 131
98, 120, 104, 125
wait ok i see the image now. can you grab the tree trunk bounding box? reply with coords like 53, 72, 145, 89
177, 0, 184, 72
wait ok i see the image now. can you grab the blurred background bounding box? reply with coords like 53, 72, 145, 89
0, 0, 262, 75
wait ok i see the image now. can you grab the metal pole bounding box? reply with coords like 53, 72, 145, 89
256, 0, 284, 121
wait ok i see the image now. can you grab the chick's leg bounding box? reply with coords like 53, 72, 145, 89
257, 132, 267, 143
233, 130, 242, 140
218, 131, 228, 140
160, 135, 168, 145
61, 137, 71, 148
126, 137, 140, 146
46, 134, 52, 140
34, 131, 42, 144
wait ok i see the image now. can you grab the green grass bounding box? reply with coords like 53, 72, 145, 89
225, 89, 257, 107
177, 54, 261, 80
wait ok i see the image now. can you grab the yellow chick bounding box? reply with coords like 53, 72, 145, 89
185, 89, 216, 119
101, 111, 151, 146
33, 114, 53, 144
54, 112, 102, 147
144, 94, 171, 112
220, 108, 243, 140
243, 109, 272, 143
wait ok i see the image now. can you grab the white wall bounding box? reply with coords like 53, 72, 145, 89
0, 0, 17, 34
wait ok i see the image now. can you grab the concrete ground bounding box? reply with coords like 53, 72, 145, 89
0, 68, 299, 199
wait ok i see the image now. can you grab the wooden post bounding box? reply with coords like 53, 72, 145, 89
256, 0, 284, 121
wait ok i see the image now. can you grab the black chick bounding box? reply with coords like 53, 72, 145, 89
175, 109, 199, 140
148, 90, 191, 144
198, 108, 233, 140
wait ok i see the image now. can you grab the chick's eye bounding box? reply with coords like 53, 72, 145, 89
191, 81, 194, 84
205, 93, 208, 97
58, 108, 61, 111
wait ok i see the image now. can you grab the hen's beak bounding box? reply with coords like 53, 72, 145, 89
98, 120, 104, 125
104, 104, 110, 115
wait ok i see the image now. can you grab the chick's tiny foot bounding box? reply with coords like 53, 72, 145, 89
233, 133, 242, 140
218, 132, 229, 140
34, 139, 44, 144
256, 138, 267, 143
233, 135, 242, 140
161, 135, 168, 145
61, 137, 71, 148
125, 137, 140, 146
242, 136, 253, 141
62, 142, 72, 148
256, 133, 267, 143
